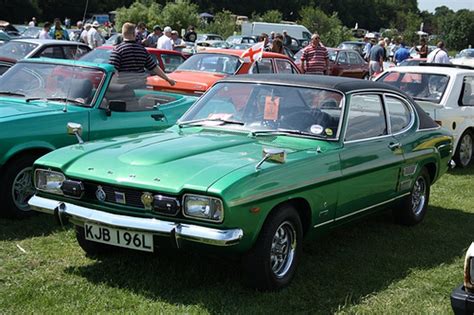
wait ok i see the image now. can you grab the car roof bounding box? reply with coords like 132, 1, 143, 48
196, 49, 293, 59
386, 65, 474, 75
219, 74, 404, 94
11, 38, 88, 46
97, 45, 182, 55
17, 57, 116, 72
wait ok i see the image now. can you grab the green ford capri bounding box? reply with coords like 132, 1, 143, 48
0, 59, 196, 218
29, 74, 454, 290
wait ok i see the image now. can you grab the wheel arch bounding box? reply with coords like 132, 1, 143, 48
0, 145, 54, 174
453, 126, 473, 151
421, 161, 437, 184
264, 197, 312, 237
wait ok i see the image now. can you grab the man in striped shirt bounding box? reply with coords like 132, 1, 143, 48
109, 22, 175, 89
300, 33, 329, 75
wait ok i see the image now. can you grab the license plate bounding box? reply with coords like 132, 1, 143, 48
84, 223, 154, 252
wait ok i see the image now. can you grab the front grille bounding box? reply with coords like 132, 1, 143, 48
81, 182, 149, 209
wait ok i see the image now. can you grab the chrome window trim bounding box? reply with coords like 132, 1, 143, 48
382, 93, 417, 136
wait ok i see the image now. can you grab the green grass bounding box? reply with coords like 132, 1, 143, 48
1, 166, 473, 314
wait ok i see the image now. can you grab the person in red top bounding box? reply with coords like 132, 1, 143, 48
300, 33, 329, 75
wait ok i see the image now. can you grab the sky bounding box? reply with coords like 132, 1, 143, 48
418, 0, 474, 12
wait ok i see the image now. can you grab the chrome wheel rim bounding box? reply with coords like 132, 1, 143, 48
270, 221, 296, 278
459, 134, 473, 167
411, 175, 427, 216
11, 166, 35, 211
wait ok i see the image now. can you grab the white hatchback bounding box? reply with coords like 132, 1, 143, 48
377, 64, 474, 167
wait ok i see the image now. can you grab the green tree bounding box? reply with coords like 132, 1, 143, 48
114, 0, 160, 29
261, 10, 283, 23
201, 10, 237, 39
159, 0, 199, 32
442, 9, 474, 51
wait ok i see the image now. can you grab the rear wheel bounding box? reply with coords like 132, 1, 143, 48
454, 131, 473, 168
0, 155, 38, 219
242, 205, 303, 291
75, 226, 116, 257
394, 167, 431, 226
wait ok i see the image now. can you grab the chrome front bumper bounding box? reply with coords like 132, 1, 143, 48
29, 195, 243, 247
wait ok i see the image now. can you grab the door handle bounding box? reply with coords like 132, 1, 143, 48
388, 142, 401, 150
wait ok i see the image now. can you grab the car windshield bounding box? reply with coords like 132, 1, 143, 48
22, 27, 41, 38
0, 62, 105, 106
0, 41, 38, 60
80, 48, 111, 63
378, 71, 449, 103
176, 53, 241, 75
459, 49, 474, 58
179, 82, 344, 139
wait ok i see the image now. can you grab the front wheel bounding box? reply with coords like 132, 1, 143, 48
454, 131, 473, 168
394, 167, 431, 226
242, 205, 303, 291
0, 155, 38, 219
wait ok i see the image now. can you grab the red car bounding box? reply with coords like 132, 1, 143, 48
80, 46, 187, 73
327, 48, 369, 79
147, 49, 300, 95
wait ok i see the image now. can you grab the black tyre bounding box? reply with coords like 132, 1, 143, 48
242, 204, 303, 291
394, 167, 431, 226
0, 155, 38, 219
75, 226, 116, 257
454, 131, 473, 168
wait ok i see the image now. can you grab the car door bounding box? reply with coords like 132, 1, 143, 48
248, 58, 274, 74
88, 78, 177, 140
337, 93, 405, 220
335, 51, 349, 77
348, 51, 365, 78
274, 58, 299, 74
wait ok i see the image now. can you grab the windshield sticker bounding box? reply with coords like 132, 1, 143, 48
325, 128, 333, 136
264, 96, 280, 120
208, 113, 233, 120
310, 124, 324, 135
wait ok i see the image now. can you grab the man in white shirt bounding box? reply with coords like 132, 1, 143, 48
427, 41, 450, 64
157, 26, 173, 50
38, 22, 51, 39
87, 21, 104, 49
80, 24, 91, 45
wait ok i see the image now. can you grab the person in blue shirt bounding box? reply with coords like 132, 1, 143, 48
394, 43, 410, 64
49, 18, 69, 40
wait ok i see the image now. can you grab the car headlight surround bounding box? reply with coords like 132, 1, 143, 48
183, 194, 224, 223
34, 169, 65, 195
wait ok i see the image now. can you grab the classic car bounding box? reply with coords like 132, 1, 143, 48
196, 34, 224, 42
195, 40, 232, 52
0, 39, 91, 75
147, 49, 300, 95
337, 41, 366, 57
0, 59, 197, 218
451, 242, 474, 314
452, 49, 474, 68
29, 75, 453, 290
397, 58, 427, 67
226, 35, 258, 45
327, 48, 369, 79
377, 64, 474, 167
80, 45, 187, 73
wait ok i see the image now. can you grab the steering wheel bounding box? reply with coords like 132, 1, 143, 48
279, 110, 315, 130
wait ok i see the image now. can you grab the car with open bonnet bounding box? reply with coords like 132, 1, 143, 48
0, 58, 196, 219
30, 75, 453, 290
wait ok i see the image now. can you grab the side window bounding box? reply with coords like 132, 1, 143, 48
385, 96, 412, 133
338, 52, 348, 64
348, 52, 361, 64
345, 94, 387, 141
275, 59, 297, 74
63, 46, 89, 60
38, 46, 64, 59
249, 58, 274, 74
160, 54, 185, 73
459, 76, 474, 106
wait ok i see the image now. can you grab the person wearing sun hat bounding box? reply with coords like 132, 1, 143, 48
87, 21, 104, 49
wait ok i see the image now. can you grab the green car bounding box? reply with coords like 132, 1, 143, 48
30, 75, 454, 290
0, 59, 196, 218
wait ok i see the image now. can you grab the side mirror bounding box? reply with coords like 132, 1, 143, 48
67, 122, 84, 144
255, 148, 286, 170
106, 100, 127, 116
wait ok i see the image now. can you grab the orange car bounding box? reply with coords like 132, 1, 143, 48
147, 49, 300, 95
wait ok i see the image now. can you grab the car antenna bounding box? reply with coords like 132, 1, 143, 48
63, 0, 90, 113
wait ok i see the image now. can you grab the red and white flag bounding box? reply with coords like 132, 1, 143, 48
240, 42, 265, 63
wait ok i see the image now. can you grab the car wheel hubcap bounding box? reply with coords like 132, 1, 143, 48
411, 175, 426, 216
459, 134, 473, 167
270, 221, 296, 278
12, 166, 35, 211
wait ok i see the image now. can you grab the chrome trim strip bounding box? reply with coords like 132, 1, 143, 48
29, 195, 242, 247
334, 193, 410, 222
313, 220, 334, 228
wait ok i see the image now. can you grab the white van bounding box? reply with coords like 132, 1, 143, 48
241, 22, 312, 43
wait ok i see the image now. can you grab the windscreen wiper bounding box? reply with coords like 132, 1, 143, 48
0, 91, 26, 97
251, 129, 320, 138
178, 117, 245, 128
26, 97, 85, 105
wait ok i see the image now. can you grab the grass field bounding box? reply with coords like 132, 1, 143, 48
1, 165, 473, 314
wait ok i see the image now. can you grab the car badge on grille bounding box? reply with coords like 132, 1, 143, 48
114, 191, 126, 204
141, 192, 154, 210
95, 186, 106, 202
